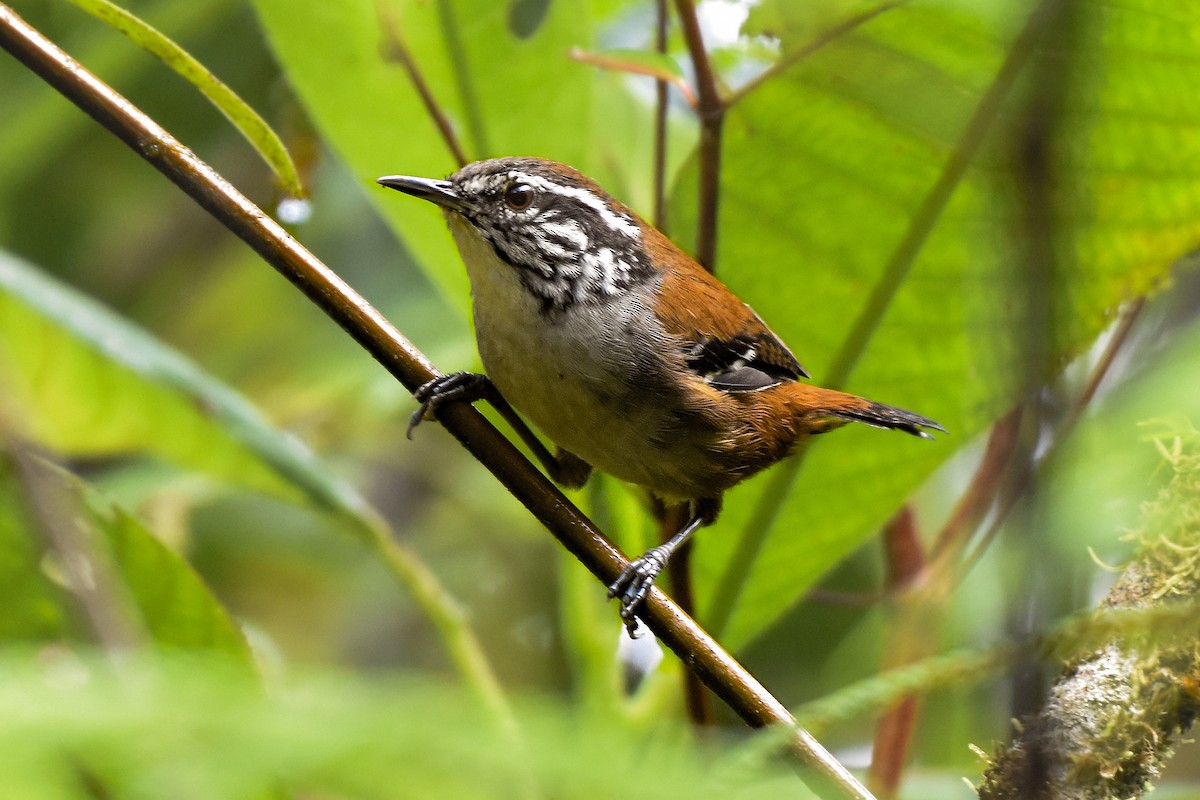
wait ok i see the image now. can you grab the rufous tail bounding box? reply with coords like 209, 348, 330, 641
791, 385, 945, 439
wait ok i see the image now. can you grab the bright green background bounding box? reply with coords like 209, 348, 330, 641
1, 0, 1199, 796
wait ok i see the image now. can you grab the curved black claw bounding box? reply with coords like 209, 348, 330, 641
607, 545, 671, 637
407, 372, 491, 439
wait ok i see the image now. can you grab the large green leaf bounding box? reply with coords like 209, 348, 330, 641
0, 455, 252, 661
673, 0, 1200, 645
0, 251, 366, 517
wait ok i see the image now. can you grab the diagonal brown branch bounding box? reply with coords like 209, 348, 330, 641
0, 5, 874, 799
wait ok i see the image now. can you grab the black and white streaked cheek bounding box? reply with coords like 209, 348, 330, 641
458, 168, 656, 309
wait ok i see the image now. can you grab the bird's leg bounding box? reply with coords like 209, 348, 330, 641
609, 498, 720, 635
408, 372, 592, 489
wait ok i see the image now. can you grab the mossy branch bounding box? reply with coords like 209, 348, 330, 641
978, 424, 1200, 799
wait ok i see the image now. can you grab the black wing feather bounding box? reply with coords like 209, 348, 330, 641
687, 329, 809, 394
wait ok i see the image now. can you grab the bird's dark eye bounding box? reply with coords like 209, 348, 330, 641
504, 182, 534, 211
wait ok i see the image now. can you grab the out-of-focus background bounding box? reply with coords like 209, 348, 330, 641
2, 0, 1200, 797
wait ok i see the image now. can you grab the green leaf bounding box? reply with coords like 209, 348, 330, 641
0, 455, 252, 661
0, 466, 72, 645
0, 0, 227, 191
672, 0, 1200, 646
62, 0, 305, 198
94, 492, 252, 656
0, 250, 367, 518
0, 652, 810, 800
507, 0, 553, 39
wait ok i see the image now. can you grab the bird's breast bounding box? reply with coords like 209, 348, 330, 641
447, 214, 727, 498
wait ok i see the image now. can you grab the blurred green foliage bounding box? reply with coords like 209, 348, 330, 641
1, 0, 1200, 797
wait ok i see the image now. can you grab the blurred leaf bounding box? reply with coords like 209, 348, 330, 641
671, 0, 1200, 646
744, 0, 893, 44
0, 652, 810, 800
93, 490, 252, 657
0, 455, 252, 661
508, 0, 553, 39
0, 250, 368, 518
62, 0, 305, 198
0, 0, 226, 192
0, 464, 72, 644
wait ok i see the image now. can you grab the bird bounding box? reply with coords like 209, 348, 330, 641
378, 157, 943, 633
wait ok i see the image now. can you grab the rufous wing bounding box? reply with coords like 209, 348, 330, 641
641, 224, 807, 391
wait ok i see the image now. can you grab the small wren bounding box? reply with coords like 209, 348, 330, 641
378, 157, 943, 632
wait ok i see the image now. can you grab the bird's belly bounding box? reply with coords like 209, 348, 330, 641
474, 305, 717, 498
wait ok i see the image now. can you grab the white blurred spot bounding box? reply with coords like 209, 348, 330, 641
277, 197, 312, 225
697, 0, 755, 48
617, 619, 664, 694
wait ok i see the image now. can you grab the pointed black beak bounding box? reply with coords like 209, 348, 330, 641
376, 175, 465, 211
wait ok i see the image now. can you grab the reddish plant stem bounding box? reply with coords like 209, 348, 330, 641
1063, 296, 1145, 427
866, 507, 926, 798
664, 503, 714, 727
569, 47, 696, 107
377, 0, 468, 168
959, 299, 1147, 577
928, 408, 1025, 567
652, 0, 669, 231
882, 505, 926, 591
672, 0, 723, 271
865, 413, 1031, 796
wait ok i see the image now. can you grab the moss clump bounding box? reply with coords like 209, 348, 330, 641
978, 432, 1200, 800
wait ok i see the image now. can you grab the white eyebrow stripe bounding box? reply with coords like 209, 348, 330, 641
519, 174, 642, 240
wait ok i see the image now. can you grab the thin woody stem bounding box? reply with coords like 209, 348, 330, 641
672, 0, 723, 271
377, 1, 469, 168
0, 6, 875, 799
652, 0, 670, 231
867, 507, 925, 799
928, 408, 1024, 566
958, 298, 1147, 578
568, 47, 697, 108
663, 503, 714, 727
